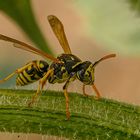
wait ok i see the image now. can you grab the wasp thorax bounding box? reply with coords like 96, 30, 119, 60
76, 61, 95, 85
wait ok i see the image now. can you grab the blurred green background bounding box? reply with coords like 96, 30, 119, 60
0, 0, 140, 106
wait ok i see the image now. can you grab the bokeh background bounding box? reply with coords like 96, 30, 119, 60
0, 0, 140, 139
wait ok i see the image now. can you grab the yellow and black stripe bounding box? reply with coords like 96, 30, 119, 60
16, 60, 49, 86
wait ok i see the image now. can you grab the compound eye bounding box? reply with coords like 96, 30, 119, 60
79, 69, 85, 75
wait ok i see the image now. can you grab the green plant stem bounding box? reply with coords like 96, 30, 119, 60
0, 89, 140, 139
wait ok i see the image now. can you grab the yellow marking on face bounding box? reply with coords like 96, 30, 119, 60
85, 64, 94, 82
86, 64, 93, 71
85, 64, 92, 76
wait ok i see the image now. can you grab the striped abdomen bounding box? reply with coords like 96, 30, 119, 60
16, 60, 49, 86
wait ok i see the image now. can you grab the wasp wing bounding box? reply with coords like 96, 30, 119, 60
48, 15, 72, 54
0, 34, 59, 62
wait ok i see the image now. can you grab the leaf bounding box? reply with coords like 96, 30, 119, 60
0, 89, 140, 139
0, 0, 53, 54
73, 0, 140, 56
128, 0, 140, 14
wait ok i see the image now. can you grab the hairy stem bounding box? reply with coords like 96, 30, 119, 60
0, 89, 140, 139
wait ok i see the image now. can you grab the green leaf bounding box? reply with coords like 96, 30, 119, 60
74, 0, 140, 56
0, 89, 140, 139
128, 0, 140, 14
0, 0, 53, 54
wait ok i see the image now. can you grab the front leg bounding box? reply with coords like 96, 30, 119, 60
92, 84, 101, 100
82, 84, 89, 97
82, 84, 101, 100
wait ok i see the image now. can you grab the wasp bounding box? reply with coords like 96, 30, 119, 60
0, 15, 116, 120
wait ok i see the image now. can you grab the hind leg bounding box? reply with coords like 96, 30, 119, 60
0, 62, 37, 84
28, 69, 54, 107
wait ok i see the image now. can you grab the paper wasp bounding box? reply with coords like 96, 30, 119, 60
0, 15, 116, 120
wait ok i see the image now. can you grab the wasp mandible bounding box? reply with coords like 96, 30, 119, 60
0, 15, 116, 120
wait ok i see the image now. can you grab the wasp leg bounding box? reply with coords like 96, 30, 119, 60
63, 83, 70, 120
82, 84, 89, 97
83, 84, 101, 99
0, 62, 37, 84
92, 84, 101, 100
63, 73, 76, 120
28, 69, 54, 107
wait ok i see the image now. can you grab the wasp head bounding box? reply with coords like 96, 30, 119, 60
76, 54, 116, 85
76, 61, 95, 85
